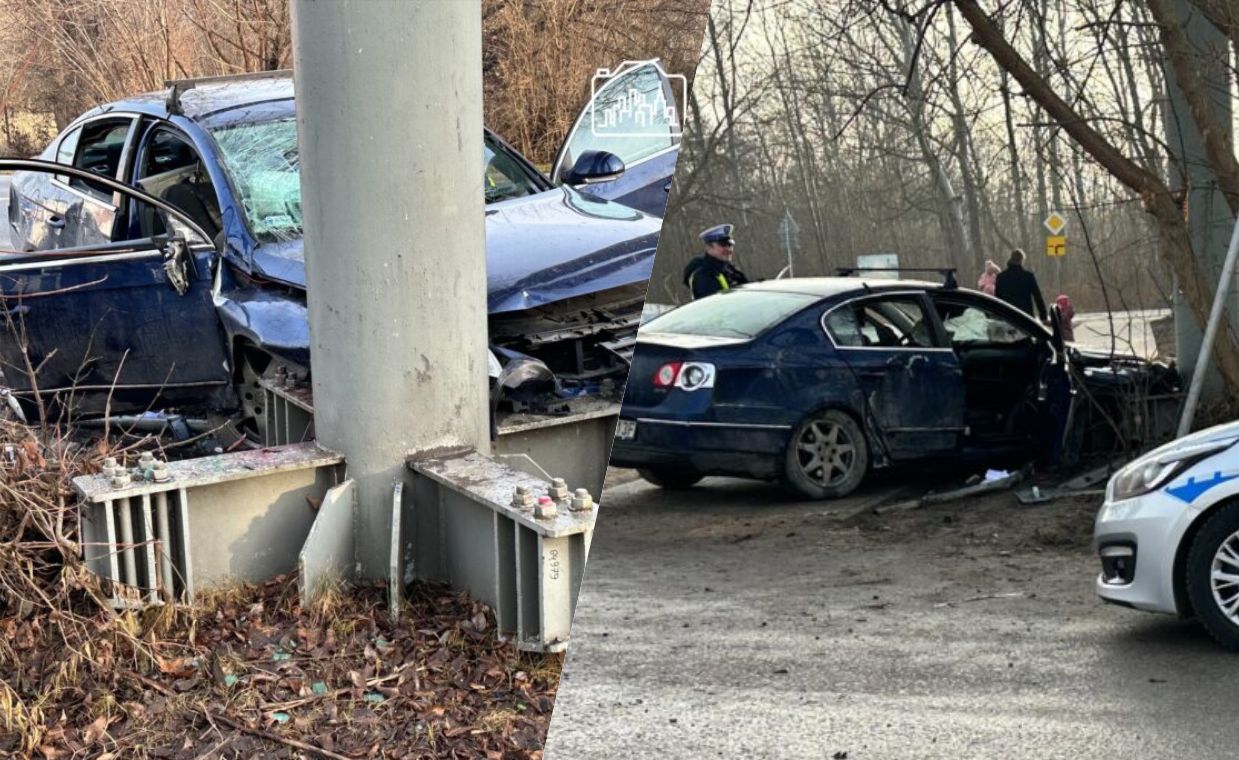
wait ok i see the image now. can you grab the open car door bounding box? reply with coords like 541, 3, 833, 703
549, 60, 682, 217
0, 159, 232, 419
822, 292, 966, 460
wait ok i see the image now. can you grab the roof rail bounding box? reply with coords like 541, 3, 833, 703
164, 69, 293, 115
835, 266, 958, 289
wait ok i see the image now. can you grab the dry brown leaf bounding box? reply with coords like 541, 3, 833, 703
82, 715, 109, 746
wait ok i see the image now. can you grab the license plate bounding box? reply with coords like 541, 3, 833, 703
615, 419, 637, 441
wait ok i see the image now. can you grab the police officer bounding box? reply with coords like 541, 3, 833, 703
682, 224, 749, 300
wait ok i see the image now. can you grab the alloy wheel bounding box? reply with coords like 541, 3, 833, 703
1210, 530, 1239, 625
796, 418, 856, 487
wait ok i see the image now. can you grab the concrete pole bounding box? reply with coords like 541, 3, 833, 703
1163, 0, 1233, 402
291, 0, 489, 579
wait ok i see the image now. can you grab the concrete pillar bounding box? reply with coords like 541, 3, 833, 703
1163, 0, 1233, 399
291, 0, 489, 578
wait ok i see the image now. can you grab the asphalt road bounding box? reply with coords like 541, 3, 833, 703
544, 474, 1237, 759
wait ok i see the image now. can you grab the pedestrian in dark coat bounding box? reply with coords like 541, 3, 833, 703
682, 224, 749, 300
994, 249, 1048, 321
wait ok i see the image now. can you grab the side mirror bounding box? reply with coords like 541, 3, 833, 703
562, 150, 625, 185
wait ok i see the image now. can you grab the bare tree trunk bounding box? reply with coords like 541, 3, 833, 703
898, 15, 968, 274
944, 5, 986, 265
952, 0, 1239, 393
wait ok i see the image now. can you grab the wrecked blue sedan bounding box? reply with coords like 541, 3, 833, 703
1, 67, 679, 439
611, 278, 1082, 499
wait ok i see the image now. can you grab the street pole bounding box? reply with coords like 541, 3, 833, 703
291, 0, 489, 579
1164, 0, 1233, 401
1177, 213, 1239, 436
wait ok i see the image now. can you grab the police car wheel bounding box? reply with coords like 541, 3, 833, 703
637, 468, 703, 490
1185, 501, 1239, 651
783, 409, 868, 500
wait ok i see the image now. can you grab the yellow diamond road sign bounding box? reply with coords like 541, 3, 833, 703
1044, 212, 1066, 235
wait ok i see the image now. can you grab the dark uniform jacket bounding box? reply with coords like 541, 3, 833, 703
683, 253, 749, 300
994, 263, 1047, 320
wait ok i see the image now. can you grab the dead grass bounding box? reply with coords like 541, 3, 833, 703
0, 421, 561, 758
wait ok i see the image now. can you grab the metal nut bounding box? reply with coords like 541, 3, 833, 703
110, 473, 131, 489
570, 488, 594, 512
102, 457, 118, 469
138, 451, 155, 467
548, 477, 570, 501
152, 460, 172, 483
511, 484, 535, 509
534, 496, 557, 520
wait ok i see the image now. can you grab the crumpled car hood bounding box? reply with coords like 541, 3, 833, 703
248, 186, 661, 313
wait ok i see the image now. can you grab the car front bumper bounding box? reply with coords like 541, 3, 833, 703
1094, 490, 1197, 615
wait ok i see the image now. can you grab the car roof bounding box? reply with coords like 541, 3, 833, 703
738, 276, 944, 299
97, 74, 295, 124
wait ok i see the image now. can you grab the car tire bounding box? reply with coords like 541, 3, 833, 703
1185, 501, 1239, 651
782, 409, 868, 500
637, 468, 703, 490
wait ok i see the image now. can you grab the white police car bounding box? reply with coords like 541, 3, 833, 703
1095, 420, 1239, 649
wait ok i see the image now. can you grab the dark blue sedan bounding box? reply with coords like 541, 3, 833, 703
611, 278, 1077, 499
2, 64, 680, 436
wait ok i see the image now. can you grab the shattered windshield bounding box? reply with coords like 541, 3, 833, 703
210, 121, 545, 241
210, 118, 302, 242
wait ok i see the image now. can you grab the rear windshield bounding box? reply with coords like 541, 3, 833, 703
643, 290, 818, 339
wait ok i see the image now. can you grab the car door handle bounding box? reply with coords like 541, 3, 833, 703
47, 216, 65, 229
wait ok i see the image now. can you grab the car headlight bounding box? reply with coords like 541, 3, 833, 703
1110, 438, 1238, 502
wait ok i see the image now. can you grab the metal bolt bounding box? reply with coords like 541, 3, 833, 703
548, 477, 570, 502
534, 496, 557, 520
102, 457, 118, 469
511, 484, 535, 509
110, 472, 131, 489
570, 488, 595, 512
138, 451, 155, 467
151, 460, 172, 483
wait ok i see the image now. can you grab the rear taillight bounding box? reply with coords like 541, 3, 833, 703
653, 362, 682, 387
653, 361, 715, 391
